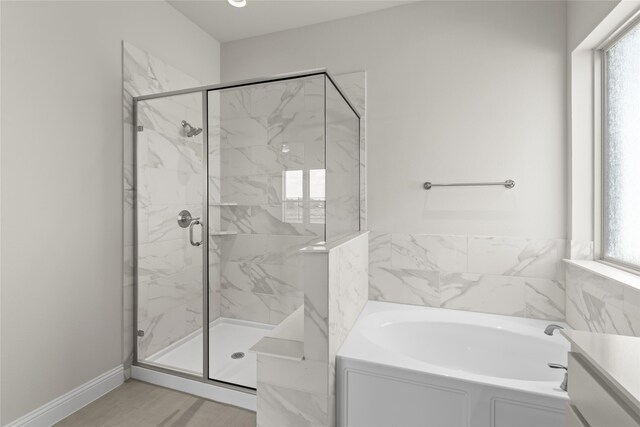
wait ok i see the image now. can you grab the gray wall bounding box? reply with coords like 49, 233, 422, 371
0, 1, 219, 423
222, 1, 569, 321
567, 0, 619, 52
566, 0, 620, 246
222, 0, 567, 239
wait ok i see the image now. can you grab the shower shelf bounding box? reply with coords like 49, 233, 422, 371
210, 202, 238, 207
210, 230, 238, 236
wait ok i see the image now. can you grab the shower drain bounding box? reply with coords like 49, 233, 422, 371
231, 352, 245, 360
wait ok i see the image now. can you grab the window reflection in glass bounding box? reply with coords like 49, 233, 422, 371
309, 169, 325, 224
282, 169, 326, 225
283, 170, 303, 224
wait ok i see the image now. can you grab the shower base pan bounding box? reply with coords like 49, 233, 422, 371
141, 317, 274, 389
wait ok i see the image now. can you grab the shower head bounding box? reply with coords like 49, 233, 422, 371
181, 120, 203, 138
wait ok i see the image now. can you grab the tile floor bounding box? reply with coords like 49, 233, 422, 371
55, 380, 256, 427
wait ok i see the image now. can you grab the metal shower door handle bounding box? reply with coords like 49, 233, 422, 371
189, 218, 202, 247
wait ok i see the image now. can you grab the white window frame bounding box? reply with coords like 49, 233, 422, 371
595, 15, 640, 273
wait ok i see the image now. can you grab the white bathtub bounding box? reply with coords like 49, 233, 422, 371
337, 301, 570, 427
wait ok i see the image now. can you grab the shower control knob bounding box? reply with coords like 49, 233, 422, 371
177, 210, 193, 228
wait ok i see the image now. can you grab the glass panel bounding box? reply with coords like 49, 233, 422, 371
284, 170, 304, 223
604, 24, 640, 268
325, 77, 360, 240
135, 92, 205, 375
309, 169, 326, 224
207, 75, 325, 388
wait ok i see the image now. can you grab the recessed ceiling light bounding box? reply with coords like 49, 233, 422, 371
227, 0, 246, 8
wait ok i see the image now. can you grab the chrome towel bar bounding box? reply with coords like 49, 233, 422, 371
423, 179, 515, 190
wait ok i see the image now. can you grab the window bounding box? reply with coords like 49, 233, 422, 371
602, 22, 640, 269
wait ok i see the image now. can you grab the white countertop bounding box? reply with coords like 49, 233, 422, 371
561, 329, 640, 414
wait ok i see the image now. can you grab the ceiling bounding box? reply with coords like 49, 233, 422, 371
168, 0, 415, 43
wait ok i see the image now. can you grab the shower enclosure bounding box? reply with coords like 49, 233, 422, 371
132, 70, 360, 391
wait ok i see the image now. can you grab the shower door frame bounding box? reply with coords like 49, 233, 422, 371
131, 68, 361, 394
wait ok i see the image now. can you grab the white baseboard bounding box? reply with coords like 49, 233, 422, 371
5, 365, 124, 427
131, 365, 256, 411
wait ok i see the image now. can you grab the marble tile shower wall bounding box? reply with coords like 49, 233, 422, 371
369, 233, 567, 321
135, 92, 206, 361
215, 73, 366, 325
333, 72, 366, 232
208, 91, 222, 323
257, 232, 369, 427
217, 76, 326, 325
325, 79, 360, 241
123, 42, 213, 367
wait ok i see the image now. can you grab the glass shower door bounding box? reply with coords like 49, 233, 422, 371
131, 71, 360, 390
134, 92, 206, 376
206, 75, 326, 389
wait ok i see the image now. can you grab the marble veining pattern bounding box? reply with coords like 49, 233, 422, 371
467, 236, 560, 280
123, 41, 206, 370
304, 253, 330, 362
217, 73, 363, 326
257, 233, 367, 427
328, 234, 369, 359
222, 261, 302, 297
569, 240, 594, 260
257, 356, 329, 395
369, 232, 568, 321
565, 263, 640, 337
524, 277, 565, 321
391, 233, 467, 272
440, 273, 525, 316
333, 72, 366, 231
257, 382, 330, 427
325, 77, 360, 241
369, 265, 440, 307
126, 66, 368, 426
135, 88, 205, 359
220, 205, 322, 237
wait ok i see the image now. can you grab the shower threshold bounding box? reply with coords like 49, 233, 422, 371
143, 317, 274, 389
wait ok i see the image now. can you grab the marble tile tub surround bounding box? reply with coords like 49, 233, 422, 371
565, 261, 640, 337
256, 232, 369, 427
369, 232, 568, 321
569, 239, 595, 260
123, 42, 206, 373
